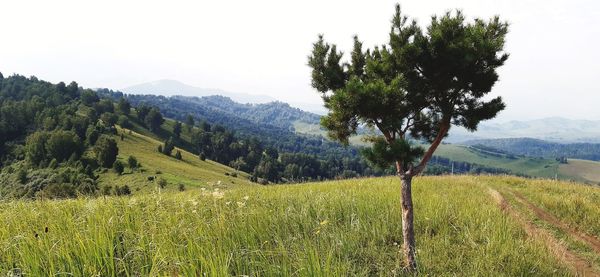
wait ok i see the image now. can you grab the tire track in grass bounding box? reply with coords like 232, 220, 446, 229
487, 187, 600, 277
511, 191, 600, 254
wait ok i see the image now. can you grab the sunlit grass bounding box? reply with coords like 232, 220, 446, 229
96, 126, 253, 193
0, 176, 571, 276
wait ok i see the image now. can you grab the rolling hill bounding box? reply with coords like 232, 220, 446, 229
448, 117, 600, 143
98, 125, 254, 193
464, 137, 600, 161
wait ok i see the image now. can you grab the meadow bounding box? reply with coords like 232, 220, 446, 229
4, 175, 599, 276
95, 125, 253, 195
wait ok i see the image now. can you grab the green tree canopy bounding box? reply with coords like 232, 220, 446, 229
308, 5, 508, 270
144, 108, 164, 132
46, 130, 83, 163
117, 98, 131, 115
94, 135, 119, 168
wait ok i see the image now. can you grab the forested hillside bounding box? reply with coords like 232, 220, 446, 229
0, 73, 128, 198
0, 74, 383, 199
97, 90, 379, 178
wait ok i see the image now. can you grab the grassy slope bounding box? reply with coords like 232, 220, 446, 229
558, 159, 600, 184
433, 144, 560, 178
1, 175, 589, 276
97, 125, 253, 193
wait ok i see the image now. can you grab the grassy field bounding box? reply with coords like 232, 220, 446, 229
97, 126, 253, 194
488, 176, 600, 274
5, 175, 600, 275
558, 159, 600, 184
433, 144, 560, 178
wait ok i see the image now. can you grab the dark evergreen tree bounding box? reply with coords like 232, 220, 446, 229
144, 108, 164, 132
127, 155, 138, 169
173, 121, 182, 138
185, 114, 195, 131
136, 104, 151, 122
117, 97, 131, 115
308, 5, 508, 269
162, 137, 175, 156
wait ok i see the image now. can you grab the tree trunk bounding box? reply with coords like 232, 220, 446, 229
400, 174, 417, 270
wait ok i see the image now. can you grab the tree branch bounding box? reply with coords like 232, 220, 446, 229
410, 118, 450, 176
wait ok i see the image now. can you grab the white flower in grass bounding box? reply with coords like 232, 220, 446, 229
236, 201, 245, 207
212, 191, 224, 199
243, 195, 249, 201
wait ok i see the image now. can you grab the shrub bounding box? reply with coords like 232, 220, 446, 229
178, 183, 185, 191
127, 156, 138, 169
158, 178, 167, 189
115, 185, 131, 196
175, 150, 182, 160
38, 183, 76, 199
199, 152, 206, 161
17, 168, 27, 184
113, 160, 124, 175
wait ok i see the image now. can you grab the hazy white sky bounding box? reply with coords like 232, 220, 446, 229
1, 0, 599, 121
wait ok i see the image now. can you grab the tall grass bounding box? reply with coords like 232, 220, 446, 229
495, 176, 600, 239
0, 176, 570, 276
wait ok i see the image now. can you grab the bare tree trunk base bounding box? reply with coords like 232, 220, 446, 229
400, 175, 417, 271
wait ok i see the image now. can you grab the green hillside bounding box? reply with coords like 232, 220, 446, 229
2, 175, 600, 275
433, 144, 560, 178
559, 159, 600, 184
97, 126, 253, 194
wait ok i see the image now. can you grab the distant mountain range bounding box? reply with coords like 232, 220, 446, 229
122, 79, 277, 104
122, 80, 600, 144
121, 79, 328, 114
449, 117, 600, 143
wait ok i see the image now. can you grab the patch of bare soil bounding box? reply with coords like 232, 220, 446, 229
487, 188, 599, 277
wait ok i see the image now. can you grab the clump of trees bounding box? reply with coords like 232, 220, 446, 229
308, 5, 508, 270
0, 73, 176, 199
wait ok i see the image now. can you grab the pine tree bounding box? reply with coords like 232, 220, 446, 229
308, 5, 508, 270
